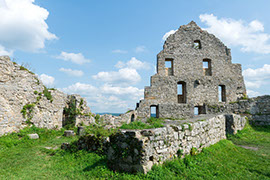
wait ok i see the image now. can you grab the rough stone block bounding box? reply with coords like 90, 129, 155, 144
77, 126, 85, 136
28, 133, 39, 139
64, 130, 75, 137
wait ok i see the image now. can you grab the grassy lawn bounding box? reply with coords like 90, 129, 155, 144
0, 124, 269, 179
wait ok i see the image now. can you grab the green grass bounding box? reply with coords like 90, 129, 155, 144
120, 117, 164, 129
0, 125, 269, 179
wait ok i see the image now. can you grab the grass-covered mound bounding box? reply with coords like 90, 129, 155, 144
0, 124, 269, 179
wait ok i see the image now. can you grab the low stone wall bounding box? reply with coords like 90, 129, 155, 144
107, 113, 246, 174
207, 95, 270, 126
99, 110, 137, 127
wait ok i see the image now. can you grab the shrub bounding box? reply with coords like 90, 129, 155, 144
146, 117, 164, 128
190, 147, 198, 156
43, 86, 53, 102
120, 121, 151, 130
19, 64, 35, 75
21, 104, 35, 124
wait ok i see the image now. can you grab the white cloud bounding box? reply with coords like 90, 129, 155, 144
243, 64, 270, 89
62, 82, 144, 113
101, 84, 144, 99
0, 0, 57, 53
199, 14, 270, 54
92, 67, 141, 86
112, 49, 128, 54
115, 57, 151, 70
39, 74, 55, 87
247, 89, 261, 97
115, 61, 125, 69
56, 51, 91, 65
162, 29, 177, 41
59, 68, 84, 77
62, 82, 98, 96
135, 45, 147, 53
0, 45, 13, 56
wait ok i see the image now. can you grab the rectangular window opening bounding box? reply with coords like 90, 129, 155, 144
203, 59, 212, 76
194, 107, 199, 115
177, 84, 183, 95
203, 61, 208, 68
194, 106, 206, 115
165, 59, 173, 76
165, 61, 172, 68
150, 106, 158, 118
219, 85, 226, 102
177, 81, 186, 103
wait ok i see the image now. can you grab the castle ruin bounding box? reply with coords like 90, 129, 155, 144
136, 21, 246, 119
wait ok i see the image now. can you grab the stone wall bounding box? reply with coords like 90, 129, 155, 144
107, 113, 246, 174
207, 95, 270, 125
100, 110, 137, 128
0, 56, 94, 135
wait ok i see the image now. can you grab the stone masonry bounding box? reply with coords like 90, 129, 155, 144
0, 56, 94, 136
207, 95, 270, 126
136, 21, 246, 119
107, 113, 246, 174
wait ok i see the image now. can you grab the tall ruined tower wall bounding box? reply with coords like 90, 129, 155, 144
136, 21, 246, 119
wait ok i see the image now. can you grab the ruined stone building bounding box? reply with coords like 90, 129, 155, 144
136, 21, 246, 119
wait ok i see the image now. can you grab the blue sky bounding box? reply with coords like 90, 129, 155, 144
0, 0, 270, 113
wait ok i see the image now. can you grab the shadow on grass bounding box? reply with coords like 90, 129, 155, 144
83, 158, 107, 172
250, 125, 270, 133
248, 169, 270, 178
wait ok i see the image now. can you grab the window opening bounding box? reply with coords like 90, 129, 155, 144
150, 105, 159, 118
177, 81, 186, 103
203, 59, 212, 76
193, 40, 201, 49
219, 85, 226, 102
165, 58, 173, 76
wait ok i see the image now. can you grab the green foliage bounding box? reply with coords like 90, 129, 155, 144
21, 103, 35, 124
79, 99, 84, 108
19, 65, 35, 75
95, 114, 103, 124
35, 77, 40, 85
188, 124, 193, 131
85, 124, 118, 138
146, 117, 164, 128
43, 86, 53, 102
36, 95, 41, 102
120, 117, 164, 130
177, 149, 183, 157
125, 109, 133, 113
120, 121, 152, 130
190, 147, 198, 156
241, 93, 249, 100
63, 98, 77, 129
34, 90, 38, 95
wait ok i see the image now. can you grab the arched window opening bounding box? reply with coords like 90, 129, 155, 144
131, 114, 135, 122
